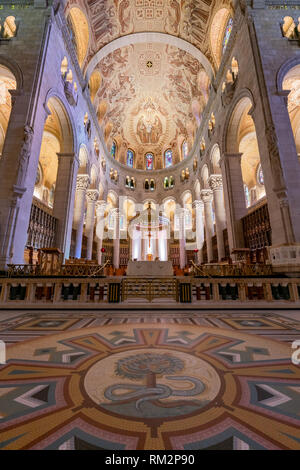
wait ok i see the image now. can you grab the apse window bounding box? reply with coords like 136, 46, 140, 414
111, 140, 117, 159
164, 149, 173, 168
222, 17, 233, 53
127, 149, 134, 168
257, 163, 264, 186
182, 141, 188, 160
145, 153, 154, 170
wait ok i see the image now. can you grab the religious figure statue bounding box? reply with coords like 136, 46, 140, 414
17, 125, 34, 187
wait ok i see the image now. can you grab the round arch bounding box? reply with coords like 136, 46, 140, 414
224, 89, 255, 154
85, 33, 214, 82
43, 89, 76, 153
0, 55, 23, 90
201, 164, 210, 188
210, 144, 221, 174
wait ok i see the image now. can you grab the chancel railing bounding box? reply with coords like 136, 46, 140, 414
122, 278, 178, 302
192, 261, 273, 277
27, 198, 57, 249
1, 276, 300, 304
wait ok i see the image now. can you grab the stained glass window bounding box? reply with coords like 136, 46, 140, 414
257, 164, 264, 186
127, 149, 134, 167
222, 17, 233, 53
244, 184, 250, 208
164, 149, 173, 168
111, 140, 117, 159
170, 176, 174, 188
182, 141, 188, 159
145, 153, 154, 170
164, 177, 169, 189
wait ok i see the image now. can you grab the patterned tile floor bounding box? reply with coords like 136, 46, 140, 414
0, 309, 300, 450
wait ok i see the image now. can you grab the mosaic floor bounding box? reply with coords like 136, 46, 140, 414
0, 310, 300, 450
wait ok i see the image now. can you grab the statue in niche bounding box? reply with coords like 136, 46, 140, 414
17, 125, 34, 187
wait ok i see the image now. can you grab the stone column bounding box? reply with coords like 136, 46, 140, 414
193, 200, 204, 264
53, 153, 79, 260
95, 200, 107, 264
178, 209, 186, 269
201, 189, 214, 263
112, 208, 120, 269
85, 189, 99, 260
209, 175, 226, 261
73, 174, 90, 259
220, 153, 247, 254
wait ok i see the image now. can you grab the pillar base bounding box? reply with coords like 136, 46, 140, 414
269, 243, 300, 275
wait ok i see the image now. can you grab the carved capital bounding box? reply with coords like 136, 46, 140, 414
200, 189, 213, 203
192, 199, 203, 210
96, 200, 107, 216
76, 174, 90, 191
86, 189, 99, 203
209, 174, 223, 191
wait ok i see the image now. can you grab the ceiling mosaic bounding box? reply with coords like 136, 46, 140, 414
95, 43, 210, 168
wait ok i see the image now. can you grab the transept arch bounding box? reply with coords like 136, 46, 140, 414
67, 7, 90, 68
0, 63, 17, 156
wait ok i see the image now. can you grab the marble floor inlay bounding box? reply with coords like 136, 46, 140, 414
0, 309, 299, 450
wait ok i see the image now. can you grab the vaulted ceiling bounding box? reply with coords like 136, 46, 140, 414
65, 0, 233, 168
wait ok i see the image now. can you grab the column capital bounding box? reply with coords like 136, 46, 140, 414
209, 174, 223, 191
192, 199, 204, 210
76, 174, 90, 191
96, 200, 107, 217
111, 207, 120, 218
200, 189, 213, 203
86, 189, 99, 203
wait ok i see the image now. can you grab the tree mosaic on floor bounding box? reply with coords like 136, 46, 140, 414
0, 324, 299, 450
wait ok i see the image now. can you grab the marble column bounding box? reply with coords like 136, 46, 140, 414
178, 209, 186, 269
209, 175, 226, 261
112, 208, 120, 269
85, 189, 99, 260
193, 200, 204, 264
73, 174, 90, 259
53, 153, 79, 260
201, 189, 214, 263
220, 153, 247, 254
95, 200, 107, 264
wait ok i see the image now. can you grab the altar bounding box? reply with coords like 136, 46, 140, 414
126, 260, 173, 277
